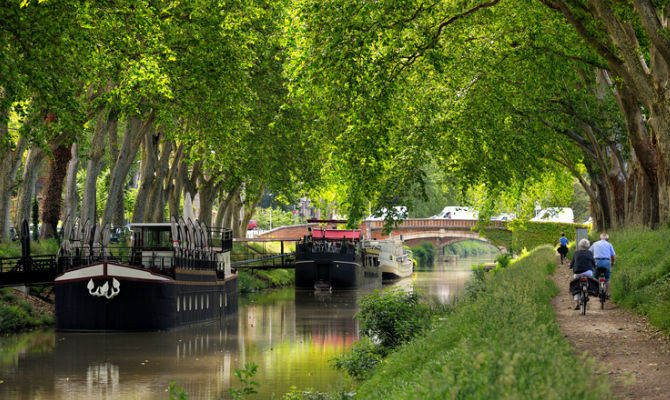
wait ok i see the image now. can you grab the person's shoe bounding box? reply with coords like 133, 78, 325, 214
606, 295, 611, 300
574, 304, 580, 310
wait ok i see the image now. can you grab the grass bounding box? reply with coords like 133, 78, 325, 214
354, 245, 610, 399
238, 269, 295, 293
0, 288, 53, 333
608, 227, 670, 333
0, 238, 60, 258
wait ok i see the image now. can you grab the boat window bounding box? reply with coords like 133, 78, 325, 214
189, 296, 192, 311
225, 293, 228, 307
142, 228, 172, 248
207, 295, 210, 309
220, 294, 222, 308
177, 296, 180, 312
183, 296, 186, 311
201, 295, 204, 310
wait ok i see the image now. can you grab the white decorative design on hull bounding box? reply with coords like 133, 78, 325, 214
87, 278, 121, 299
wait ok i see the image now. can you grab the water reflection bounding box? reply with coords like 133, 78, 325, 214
0, 256, 491, 399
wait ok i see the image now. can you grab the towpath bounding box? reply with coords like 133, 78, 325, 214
550, 256, 670, 399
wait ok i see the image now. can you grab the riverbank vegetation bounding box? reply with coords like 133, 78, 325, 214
409, 243, 435, 268
339, 246, 610, 399
0, 288, 53, 332
443, 240, 498, 258
480, 220, 586, 255
608, 228, 670, 334
0, 239, 59, 258
237, 269, 295, 294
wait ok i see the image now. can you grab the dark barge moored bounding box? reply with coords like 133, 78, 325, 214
294, 226, 381, 290
54, 217, 237, 332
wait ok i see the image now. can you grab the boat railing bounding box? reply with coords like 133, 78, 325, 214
208, 227, 233, 252
60, 246, 225, 279
297, 241, 358, 256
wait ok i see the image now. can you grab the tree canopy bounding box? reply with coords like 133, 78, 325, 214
1, 0, 669, 241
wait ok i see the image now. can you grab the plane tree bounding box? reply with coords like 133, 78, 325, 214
284, 0, 660, 229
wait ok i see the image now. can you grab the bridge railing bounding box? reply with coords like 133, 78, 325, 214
363, 219, 479, 229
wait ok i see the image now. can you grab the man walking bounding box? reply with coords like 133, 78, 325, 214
590, 233, 616, 298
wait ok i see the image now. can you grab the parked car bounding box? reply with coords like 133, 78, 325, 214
247, 220, 258, 230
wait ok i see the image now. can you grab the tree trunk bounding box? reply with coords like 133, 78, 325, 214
231, 192, 244, 238
221, 185, 241, 230
168, 151, 187, 219
151, 142, 182, 223
81, 108, 117, 222
240, 185, 264, 235
132, 124, 158, 223
14, 146, 45, 229
40, 143, 73, 239
0, 133, 27, 242
102, 113, 155, 227
108, 119, 125, 226
63, 142, 79, 221
146, 139, 172, 222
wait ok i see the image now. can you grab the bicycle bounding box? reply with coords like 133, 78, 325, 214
578, 276, 589, 315
557, 245, 568, 264
594, 266, 608, 309
570, 275, 598, 315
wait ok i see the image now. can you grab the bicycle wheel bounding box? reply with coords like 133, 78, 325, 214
600, 290, 606, 309
581, 291, 587, 315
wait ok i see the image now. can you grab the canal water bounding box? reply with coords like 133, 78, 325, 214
0, 256, 494, 399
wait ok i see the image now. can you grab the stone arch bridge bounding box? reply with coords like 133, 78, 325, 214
256, 219, 508, 253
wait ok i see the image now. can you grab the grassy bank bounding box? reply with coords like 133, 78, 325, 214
0, 238, 59, 258
0, 288, 54, 333
608, 227, 670, 334
238, 269, 295, 293
354, 245, 610, 399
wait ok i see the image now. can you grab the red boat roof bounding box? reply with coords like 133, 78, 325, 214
311, 229, 361, 240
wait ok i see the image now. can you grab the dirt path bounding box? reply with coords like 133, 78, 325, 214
550, 256, 670, 399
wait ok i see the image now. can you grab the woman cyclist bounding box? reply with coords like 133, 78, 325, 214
570, 238, 596, 310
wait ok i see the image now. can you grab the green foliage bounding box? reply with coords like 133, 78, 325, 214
253, 207, 305, 230
1, 288, 17, 303
409, 242, 435, 268
168, 382, 189, 400
480, 220, 587, 254
282, 387, 355, 400
333, 288, 433, 382
443, 240, 498, 258
230, 362, 259, 400
0, 238, 59, 258
356, 288, 432, 353
331, 338, 382, 382
0, 288, 53, 333
608, 228, 670, 333
355, 246, 610, 399
237, 269, 295, 293
496, 253, 512, 269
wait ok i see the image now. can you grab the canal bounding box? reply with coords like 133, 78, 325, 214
0, 255, 494, 399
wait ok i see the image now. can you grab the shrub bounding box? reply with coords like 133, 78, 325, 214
356, 288, 432, 353
409, 242, 435, 268
331, 338, 383, 382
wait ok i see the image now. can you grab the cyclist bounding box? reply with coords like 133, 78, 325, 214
570, 238, 595, 310
557, 232, 569, 264
590, 233, 616, 299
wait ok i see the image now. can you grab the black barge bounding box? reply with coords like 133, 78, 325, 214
54, 217, 237, 331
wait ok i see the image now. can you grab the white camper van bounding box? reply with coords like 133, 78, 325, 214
433, 206, 478, 220
530, 207, 574, 223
